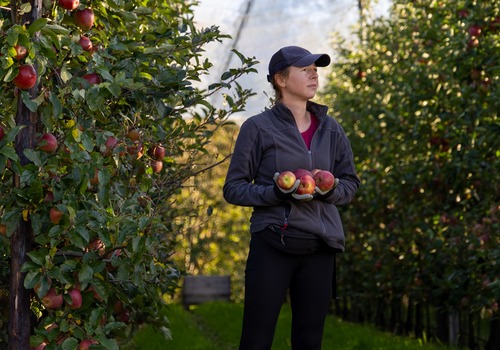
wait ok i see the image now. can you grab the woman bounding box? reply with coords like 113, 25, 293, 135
223, 45, 360, 350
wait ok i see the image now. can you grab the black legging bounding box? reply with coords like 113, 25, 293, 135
239, 233, 335, 350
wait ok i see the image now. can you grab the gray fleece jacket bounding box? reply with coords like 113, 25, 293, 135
223, 101, 360, 252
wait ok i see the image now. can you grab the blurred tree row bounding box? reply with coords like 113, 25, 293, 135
0, 0, 256, 348
320, 0, 498, 348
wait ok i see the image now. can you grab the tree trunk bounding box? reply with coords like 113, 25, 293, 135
415, 302, 423, 339
435, 309, 449, 345
8, 1, 42, 348
485, 314, 500, 350
448, 310, 459, 347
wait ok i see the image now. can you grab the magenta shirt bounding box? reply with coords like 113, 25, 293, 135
301, 113, 319, 149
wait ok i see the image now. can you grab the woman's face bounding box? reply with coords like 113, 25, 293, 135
279, 64, 319, 102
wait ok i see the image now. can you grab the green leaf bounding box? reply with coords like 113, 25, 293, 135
28, 18, 48, 34
0, 145, 19, 162
61, 337, 79, 350
60, 64, 73, 83
89, 307, 105, 329
81, 132, 95, 151
6, 27, 19, 46
94, 334, 119, 350
49, 92, 62, 118
19, 3, 32, 15
78, 265, 94, 283
21, 91, 39, 113
26, 250, 47, 266
43, 24, 71, 35
23, 271, 40, 289
23, 149, 42, 166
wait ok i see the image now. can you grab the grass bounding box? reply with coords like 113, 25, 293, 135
127, 302, 452, 350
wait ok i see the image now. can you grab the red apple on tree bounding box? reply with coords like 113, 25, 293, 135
457, 8, 469, 18
295, 174, 316, 195
13, 64, 37, 90
0, 126, 4, 141
467, 37, 479, 49
126, 129, 140, 141
41, 288, 63, 309
0, 224, 6, 236
313, 170, 335, 192
150, 144, 166, 160
468, 24, 482, 37
75, 8, 95, 30
39, 133, 58, 152
79, 339, 98, 350
79, 36, 93, 52
88, 238, 105, 256
151, 160, 163, 173
276, 170, 296, 190
49, 207, 63, 224
68, 288, 83, 309
30, 341, 47, 350
14, 44, 28, 60
104, 135, 118, 154
83, 72, 100, 85
59, 0, 79, 10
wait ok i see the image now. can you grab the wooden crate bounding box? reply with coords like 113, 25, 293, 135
182, 275, 231, 308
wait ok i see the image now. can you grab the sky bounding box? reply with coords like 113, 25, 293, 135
192, 0, 392, 120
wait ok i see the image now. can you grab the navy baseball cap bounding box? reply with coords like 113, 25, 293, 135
267, 46, 331, 82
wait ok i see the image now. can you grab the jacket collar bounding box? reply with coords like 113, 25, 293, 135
272, 101, 329, 125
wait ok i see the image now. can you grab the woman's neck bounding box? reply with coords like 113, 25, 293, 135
282, 99, 310, 132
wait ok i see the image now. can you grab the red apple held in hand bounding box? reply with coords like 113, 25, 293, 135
49, 207, 63, 224
79, 339, 98, 350
75, 8, 95, 30
293, 168, 313, 179
68, 288, 82, 309
83, 72, 100, 85
59, 0, 79, 10
14, 44, 28, 60
295, 174, 316, 195
313, 170, 335, 192
13, 64, 37, 90
39, 133, 58, 152
276, 171, 296, 190
79, 36, 93, 52
41, 288, 63, 309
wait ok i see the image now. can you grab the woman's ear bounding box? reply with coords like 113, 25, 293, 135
276, 75, 286, 88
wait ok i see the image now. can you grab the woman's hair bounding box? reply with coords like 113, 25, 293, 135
269, 67, 290, 103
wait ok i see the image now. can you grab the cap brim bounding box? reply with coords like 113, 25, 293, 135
293, 53, 331, 68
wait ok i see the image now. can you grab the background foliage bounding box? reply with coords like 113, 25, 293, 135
320, 0, 499, 347
0, 0, 256, 348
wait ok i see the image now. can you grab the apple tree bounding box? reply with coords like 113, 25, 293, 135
0, 0, 257, 349
321, 0, 498, 346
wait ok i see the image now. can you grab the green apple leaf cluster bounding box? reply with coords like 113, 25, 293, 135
320, 0, 498, 345
0, 0, 257, 347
